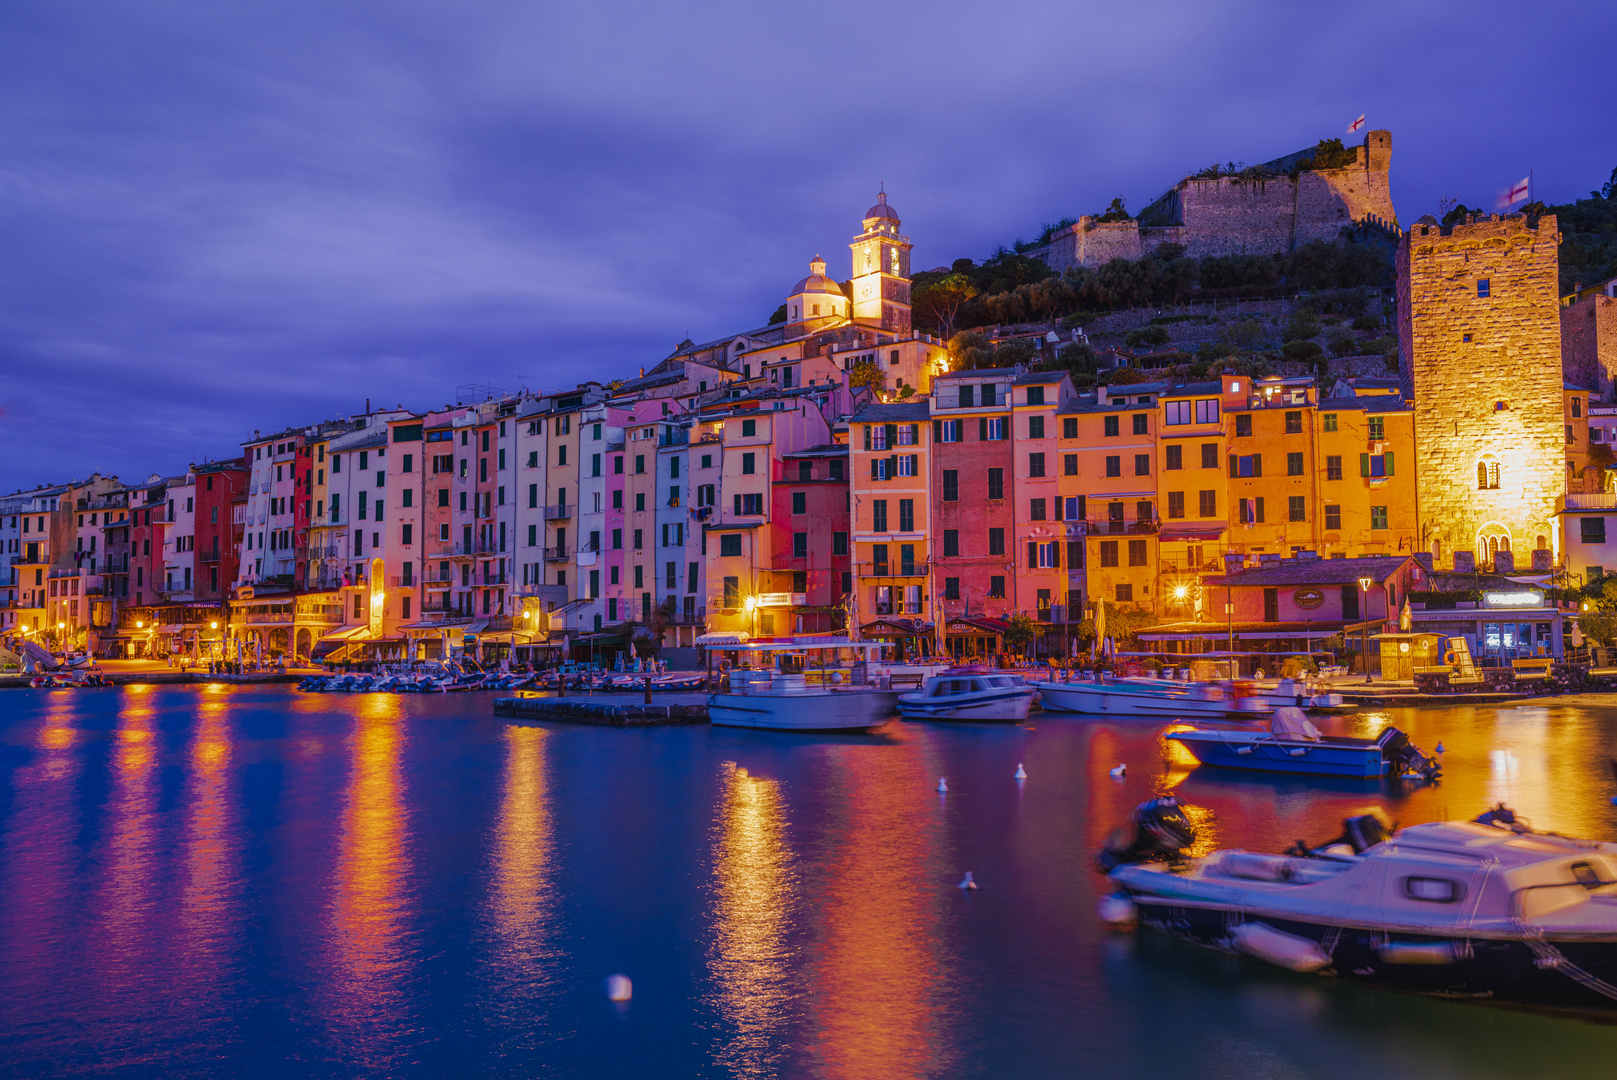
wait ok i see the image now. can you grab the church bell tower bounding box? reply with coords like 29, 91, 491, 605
850, 191, 912, 333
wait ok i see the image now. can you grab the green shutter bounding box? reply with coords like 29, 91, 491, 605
979, 417, 987, 441
1228, 454, 1237, 478
933, 420, 942, 442
1028, 542, 1037, 568
1384, 452, 1394, 476
1252, 453, 1262, 477
909, 423, 920, 443
885, 424, 897, 448
909, 454, 918, 475
863, 425, 871, 451
1051, 542, 1061, 569
1360, 453, 1370, 477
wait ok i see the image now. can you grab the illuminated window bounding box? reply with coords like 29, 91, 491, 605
1477, 458, 1500, 490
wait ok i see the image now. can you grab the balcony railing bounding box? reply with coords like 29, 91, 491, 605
431, 541, 500, 558
543, 546, 569, 561
670, 605, 706, 625
1099, 519, 1159, 535
1559, 493, 1617, 512
544, 504, 572, 520
200, 549, 223, 563
861, 561, 929, 578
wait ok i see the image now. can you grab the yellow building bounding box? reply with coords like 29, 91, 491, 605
849, 400, 933, 654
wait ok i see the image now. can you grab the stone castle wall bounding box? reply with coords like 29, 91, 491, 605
1399, 213, 1564, 562
1561, 293, 1617, 399
1029, 131, 1395, 271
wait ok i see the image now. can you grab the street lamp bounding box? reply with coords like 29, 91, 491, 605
1358, 575, 1373, 684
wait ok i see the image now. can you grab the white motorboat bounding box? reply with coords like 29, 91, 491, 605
708, 672, 896, 732
1038, 674, 1269, 719
897, 669, 1036, 723
1249, 676, 1348, 712
1098, 799, 1617, 1014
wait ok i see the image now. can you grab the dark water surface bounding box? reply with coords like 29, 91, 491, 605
3, 685, 1617, 1078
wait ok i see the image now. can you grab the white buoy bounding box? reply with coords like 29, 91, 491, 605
1109, 764, 1126, 778
1014, 762, 1028, 780
958, 871, 978, 890
1435, 741, 1445, 754
1098, 893, 1138, 928
604, 974, 632, 1002
937, 777, 948, 793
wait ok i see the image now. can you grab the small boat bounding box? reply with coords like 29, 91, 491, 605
1249, 677, 1347, 713
1038, 674, 1269, 719
898, 669, 1035, 723
708, 671, 895, 733
1167, 708, 1440, 779
1097, 799, 1617, 1015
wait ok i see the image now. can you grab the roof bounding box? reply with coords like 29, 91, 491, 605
863, 192, 900, 223
782, 444, 849, 459
790, 256, 844, 296
850, 401, 931, 424
1157, 381, 1223, 398
1313, 395, 1412, 414
1565, 380, 1590, 392
1203, 554, 1412, 588
1013, 370, 1069, 386
935, 366, 1021, 381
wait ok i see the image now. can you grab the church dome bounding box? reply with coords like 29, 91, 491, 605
790, 255, 843, 296
863, 191, 900, 224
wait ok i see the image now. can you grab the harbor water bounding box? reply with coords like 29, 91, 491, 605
2, 684, 1616, 1077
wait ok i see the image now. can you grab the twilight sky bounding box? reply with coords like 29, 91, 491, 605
2, 0, 1613, 493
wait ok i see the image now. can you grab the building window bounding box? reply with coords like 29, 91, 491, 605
1132, 414, 1148, 435
1477, 459, 1500, 489
1235, 414, 1252, 438
1135, 454, 1150, 477
899, 499, 915, 532
1323, 413, 1338, 432
1165, 444, 1182, 471
988, 528, 1005, 556
1065, 496, 1085, 521
1231, 454, 1262, 478
1264, 588, 1279, 622
982, 417, 1007, 441
1165, 401, 1191, 425
1573, 397, 1583, 418
872, 500, 888, 532
1104, 416, 1119, 437
1028, 416, 1045, 439
1127, 539, 1147, 566
792, 491, 807, 514
1284, 410, 1302, 434
1115, 583, 1133, 602
1029, 453, 1046, 477
1370, 506, 1388, 530
719, 534, 742, 557
1362, 453, 1394, 478
1063, 417, 1078, 439
1198, 490, 1216, 517
1288, 495, 1306, 522
1105, 456, 1121, 477
1477, 278, 1491, 298
1201, 443, 1218, 469
1327, 455, 1343, 481
1168, 492, 1185, 519
937, 419, 962, 442
988, 575, 1005, 598
1581, 518, 1606, 544
942, 470, 959, 501
1064, 453, 1078, 476
1027, 386, 1045, 406
742, 419, 757, 437
987, 468, 1004, 500
1325, 505, 1342, 530
832, 531, 848, 555
1029, 498, 1046, 521
1287, 452, 1304, 476
1099, 541, 1119, 568
793, 532, 808, 558
943, 530, 959, 557
1368, 416, 1385, 440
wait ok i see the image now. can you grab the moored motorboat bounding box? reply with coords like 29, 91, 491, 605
708, 672, 896, 732
1039, 674, 1269, 719
1097, 799, 1617, 1014
1166, 708, 1440, 779
1249, 676, 1347, 713
897, 668, 1035, 723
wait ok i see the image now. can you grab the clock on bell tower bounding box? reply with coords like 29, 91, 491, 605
849, 191, 912, 333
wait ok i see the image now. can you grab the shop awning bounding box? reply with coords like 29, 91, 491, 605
944, 616, 1009, 636
1159, 524, 1227, 541
695, 632, 751, 645
1138, 618, 1383, 642
859, 618, 934, 637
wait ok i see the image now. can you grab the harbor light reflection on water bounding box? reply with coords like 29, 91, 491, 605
0, 686, 1615, 1077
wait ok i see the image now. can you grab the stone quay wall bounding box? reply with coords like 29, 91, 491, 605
1399, 213, 1565, 562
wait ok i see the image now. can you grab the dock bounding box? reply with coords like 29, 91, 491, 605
493, 694, 709, 726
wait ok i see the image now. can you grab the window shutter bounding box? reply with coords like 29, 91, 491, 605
871, 458, 880, 480
1028, 542, 1037, 569
1360, 453, 1370, 477
979, 417, 987, 442
933, 420, 942, 442
1228, 454, 1237, 478
1067, 540, 1083, 568
1051, 542, 1061, 569
733, 494, 742, 515
885, 424, 897, 448
1252, 454, 1262, 477
1384, 452, 1395, 476
908, 454, 918, 475
889, 455, 897, 479
863, 425, 871, 451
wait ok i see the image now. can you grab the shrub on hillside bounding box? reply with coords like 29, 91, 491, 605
1283, 309, 1322, 341
1352, 314, 1382, 331
1327, 330, 1360, 357
1223, 319, 1265, 350
1125, 325, 1170, 348
1283, 339, 1324, 362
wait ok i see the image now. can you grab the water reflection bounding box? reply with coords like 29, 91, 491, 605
801, 738, 956, 1079
179, 693, 242, 1011
705, 762, 797, 1077
325, 696, 415, 1063
93, 692, 164, 1017
480, 724, 563, 1028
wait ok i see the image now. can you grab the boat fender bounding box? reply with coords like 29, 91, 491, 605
1232, 922, 1333, 973
1235, 745, 1254, 755
1376, 940, 1470, 965
1109, 764, 1126, 778
1014, 763, 1028, 780
604, 974, 633, 1002
1097, 893, 1137, 929
1288, 748, 1308, 757
937, 778, 948, 793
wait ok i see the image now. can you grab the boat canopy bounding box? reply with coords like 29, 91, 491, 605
1270, 706, 1322, 740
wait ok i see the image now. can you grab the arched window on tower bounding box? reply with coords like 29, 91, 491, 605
1477, 457, 1500, 490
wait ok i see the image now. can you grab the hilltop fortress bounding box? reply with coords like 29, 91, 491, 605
1027, 130, 1396, 270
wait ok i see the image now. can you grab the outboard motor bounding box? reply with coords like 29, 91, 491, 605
1376, 727, 1442, 780
1097, 796, 1197, 872
1290, 812, 1393, 857
1475, 803, 1531, 832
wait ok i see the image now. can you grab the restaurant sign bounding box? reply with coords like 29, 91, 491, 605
1293, 587, 1325, 610
1485, 591, 1543, 608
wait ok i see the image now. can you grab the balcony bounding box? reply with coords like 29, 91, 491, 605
200, 548, 223, 563
544, 504, 572, 520
861, 561, 929, 578
1100, 519, 1159, 535
480, 572, 509, 586
430, 541, 500, 558
670, 605, 706, 625
1558, 493, 1617, 512
544, 546, 569, 561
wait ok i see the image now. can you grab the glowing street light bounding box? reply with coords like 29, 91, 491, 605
1358, 575, 1374, 684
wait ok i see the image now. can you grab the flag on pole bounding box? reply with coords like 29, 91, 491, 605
1499, 175, 1531, 209
1347, 113, 1366, 134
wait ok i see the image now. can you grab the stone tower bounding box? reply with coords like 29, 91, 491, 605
849, 192, 912, 333
1399, 213, 1564, 568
